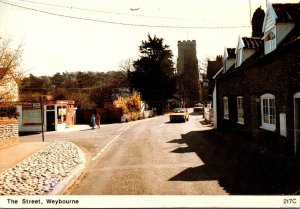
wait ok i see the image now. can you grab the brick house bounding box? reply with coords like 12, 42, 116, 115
214, 3, 300, 156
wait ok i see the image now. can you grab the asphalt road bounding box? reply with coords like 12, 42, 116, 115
19, 110, 300, 195
20, 110, 226, 194
63, 112, 226, 195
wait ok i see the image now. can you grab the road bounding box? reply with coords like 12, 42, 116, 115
20, 111, 227, 195
20, 110, 300, 195
70, 113, 227, 195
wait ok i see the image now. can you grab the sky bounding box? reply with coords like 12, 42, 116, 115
0, 0, 299, 76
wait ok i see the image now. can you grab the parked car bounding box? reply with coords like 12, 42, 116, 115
193, 103, 204, 113
169, 108, 189, 122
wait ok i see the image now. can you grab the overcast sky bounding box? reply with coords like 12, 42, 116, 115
0, 0, 298, 76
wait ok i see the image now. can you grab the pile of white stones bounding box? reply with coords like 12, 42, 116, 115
0, 141, 81, 195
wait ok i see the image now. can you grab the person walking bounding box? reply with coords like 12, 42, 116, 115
90, 114, 96, 129
96, 113, 101, 128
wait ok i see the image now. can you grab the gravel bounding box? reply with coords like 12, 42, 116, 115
0, 141, 82, 195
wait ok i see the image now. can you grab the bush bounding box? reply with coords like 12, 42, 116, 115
126, 92, 141, 113
123, 112, 140, 122
0, 106, 19, 118
113, 91, 142, 121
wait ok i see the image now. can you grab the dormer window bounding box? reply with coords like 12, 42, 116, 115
235, 36, 244, 68
223, 48, 228, 73
235, 48, 243, 67
264, 27, 277, 54
268, 31, 275, 40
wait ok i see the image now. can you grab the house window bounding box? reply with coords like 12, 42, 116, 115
260, 94, 276, 131
264, 27, 276, 55
223, 96, 229, 119
22, 104, 42, 125
237, 96, 244, 124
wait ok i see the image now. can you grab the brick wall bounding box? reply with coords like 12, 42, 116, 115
0, 117, 19, 148
216, 43, 300, 154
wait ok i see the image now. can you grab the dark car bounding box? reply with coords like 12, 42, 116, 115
194, 103, 204, 113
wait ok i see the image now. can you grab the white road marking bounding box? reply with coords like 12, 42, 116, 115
123, 126, 130, 131
117, 126, 127, 132
92, 125, 130, 161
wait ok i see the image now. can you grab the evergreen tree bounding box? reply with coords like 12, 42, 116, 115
129, 34, 177, 114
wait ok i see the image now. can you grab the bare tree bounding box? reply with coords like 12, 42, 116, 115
118, 57, 134, 92
119, 58, 134, 78
199, 56, 215, 74
0, 37, 24, 102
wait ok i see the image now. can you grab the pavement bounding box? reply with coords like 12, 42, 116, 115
0, 142, 50, 174
0, 126, 87, 195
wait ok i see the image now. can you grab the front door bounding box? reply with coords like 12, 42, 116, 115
46, 111, 55, 131
294, 93, 300, 156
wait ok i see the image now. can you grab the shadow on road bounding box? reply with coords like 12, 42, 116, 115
168, 129, 300, 195
189, 112, 203, 116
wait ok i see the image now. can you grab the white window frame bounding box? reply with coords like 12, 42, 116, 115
223, 96, 229, 119
260, 94, 276, 131
264, 26, 277, 55
237, 96, 244, 124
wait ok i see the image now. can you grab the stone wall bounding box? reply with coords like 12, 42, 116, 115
0, 117, 19, 148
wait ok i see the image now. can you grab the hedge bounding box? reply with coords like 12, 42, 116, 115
0, 106, 19, 118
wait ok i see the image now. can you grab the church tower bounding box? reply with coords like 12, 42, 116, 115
176, 40, 200, 106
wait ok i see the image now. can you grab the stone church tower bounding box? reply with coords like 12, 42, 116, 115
176, 40, 200, 106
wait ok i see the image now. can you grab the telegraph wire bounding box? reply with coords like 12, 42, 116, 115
0, 0, 251, 29
9, 0, 207, 22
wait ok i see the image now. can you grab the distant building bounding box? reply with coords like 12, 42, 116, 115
16, 100, 76, 132
176, 40, 200, 106
206, 56, 223, 102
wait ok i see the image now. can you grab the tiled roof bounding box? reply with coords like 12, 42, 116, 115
214, 3, 300, 80
273, 3, 300, 24
227, 48, 236, 58
242, 37, 263, 49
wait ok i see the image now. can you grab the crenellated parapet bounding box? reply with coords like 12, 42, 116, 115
177, 40, 196, 45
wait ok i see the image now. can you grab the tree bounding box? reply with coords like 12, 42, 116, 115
0, 38, 23, 102
129, 34, 177, 113
252, 6, 265, 38
119, 58, 134, 77
20, 70, 131, 109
